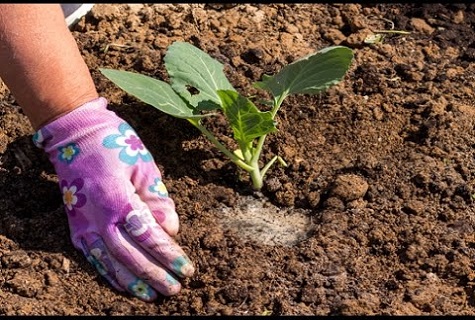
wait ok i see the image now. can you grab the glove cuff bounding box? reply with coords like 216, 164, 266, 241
32, 97, 114, 149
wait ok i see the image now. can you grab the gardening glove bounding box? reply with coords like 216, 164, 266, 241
32, 97, 194, 301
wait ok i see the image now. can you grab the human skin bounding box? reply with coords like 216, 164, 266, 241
0, 4, 98, 130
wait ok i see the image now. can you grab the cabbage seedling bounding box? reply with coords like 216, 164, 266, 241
100, 41, 353, 190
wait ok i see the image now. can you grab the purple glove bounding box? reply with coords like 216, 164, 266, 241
33, 97, 194, 301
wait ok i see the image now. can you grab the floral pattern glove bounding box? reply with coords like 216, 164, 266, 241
33, 97, 194, 301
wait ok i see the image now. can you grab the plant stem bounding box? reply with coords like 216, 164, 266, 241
249, 159, 264, 190
260, 155, 279, 179
187, 118, 255, 172
248, 93, 288, 190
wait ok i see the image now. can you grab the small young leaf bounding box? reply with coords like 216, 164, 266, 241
100, 68, 204, 119
165, 41, 236, 111
233, 148, 245, 161
218, 90, 276, 144
254, 46, 353, 100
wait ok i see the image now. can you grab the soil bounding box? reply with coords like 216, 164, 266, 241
1, 3, 475, 316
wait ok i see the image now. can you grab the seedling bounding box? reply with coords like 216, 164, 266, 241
100, 41, 353, 190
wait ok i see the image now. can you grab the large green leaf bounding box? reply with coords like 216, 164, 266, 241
218, 90, 276, 144
254, 46, 353, 100
99, 68, 203, 119
165, 41, 236, 111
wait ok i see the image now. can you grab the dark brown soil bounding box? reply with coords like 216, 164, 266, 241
1, 3, 475, 315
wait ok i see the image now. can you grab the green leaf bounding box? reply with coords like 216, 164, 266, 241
218, 90, 276, 144
254, 46, 353, 100
165, 41, 236, 111
99, 68, 204, 119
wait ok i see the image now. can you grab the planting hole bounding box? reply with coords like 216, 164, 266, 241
217, 196, 314, 247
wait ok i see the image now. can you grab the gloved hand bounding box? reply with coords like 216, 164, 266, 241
33, 97, 194, 301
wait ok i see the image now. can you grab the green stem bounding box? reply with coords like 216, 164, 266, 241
260, 155, 279, 178
248, 93, 288, 190
239, 141, 253, 163
187, 118, 255, 172
251, 94, 287, 169
249, 162, 263, 190
270, 93, 287, 118
253, 97, 284, 161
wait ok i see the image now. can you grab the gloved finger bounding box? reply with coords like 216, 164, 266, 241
122, 206, 195, 279
80, 236, 124, 292
82, 235, 160, 302
81, 234, 162, 301
131, 162, 179, 236
104, 224, 184, 296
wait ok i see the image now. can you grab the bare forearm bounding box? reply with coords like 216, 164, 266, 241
0, 4, 98, 130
